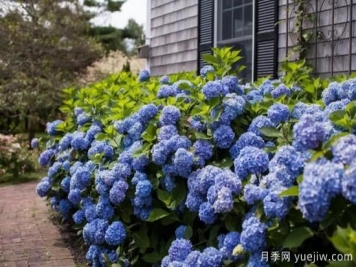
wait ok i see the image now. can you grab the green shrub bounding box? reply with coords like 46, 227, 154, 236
35, 48, 356, 267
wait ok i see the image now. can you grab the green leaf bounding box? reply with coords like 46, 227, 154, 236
329, 226, 355, 255
202, 54, 219, 65
157, 189, 171, 207
194, 131, 211, 140
279, 186, 299, 197
133, 231, 150, 253
329, 110, 347, 122
259, 127, 282, 138
146, 208, 170, 222
206, 72, 215, 81
184, 226, 193, 239
142, 252, 162, 264
283, 227, 314, 248
169, 182, 187, 209
322, 132, 350, 150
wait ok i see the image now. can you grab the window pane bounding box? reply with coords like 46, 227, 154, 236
222, 0, 232, 10
233, 0, 243, 7
244, 4, 253, 36
222, 10, 232, 40
233, 7, 243, 38
244, 0, 252, 4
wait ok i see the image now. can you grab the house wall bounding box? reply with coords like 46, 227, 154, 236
148, 0, 198, 76
278, 0, 356, 77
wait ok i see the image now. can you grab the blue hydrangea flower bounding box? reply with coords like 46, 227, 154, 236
74, 107, 84, 117
58, 133, 73, 151
215, 169, 242, 194
174, 148, 194, 177
243, 184, 267, 205
240, 216, 267, 252
46, 120, 63, 136
60, 176, 71, 192
213, 125, 235, 149
196, 166, 223, 194
291, 102, 308, 119
73, 210, 85, 224
110, 181, 129, 205
38, 149, 55, 166
77, 113, 91, 126
160, 75, 170, 84
36, 179, 52, 197
71, 131, 89, 151
293, 114, 325, 149
199, 202, 217, 224
342, 163, 356, 204
157, 85, 178, 98
96, 196, 114, 220
138, 104, 159, 123
222, 76, 243, 95
258, 80, 274, 95
248, 116, 275, 137
220, 232, 241, 259
151, 140, 171, 165
213, 187, 234, 213
58, 199, 73, 219
185, 192, 205, 212
160, 106, 181, 126
193, 140, 213, 160
197, 247, 223, 267
332, 135, 356, 165
105, 221, 126, 246
247, 253, 269, 267
136, 180, 153, 197
168, 135, 192, 151
31, 138, 38, 149
158, 125, 178, 141
263, 185, 292, 220
271, 84, 291, 99
234, 146, 269, 180
70, 166, 91, 190
246, 90, 263, 104
188, 116, 205, 132
269, 145, 305, 178
139, 70, 150, 82
322, 82, 339, 105
168, 238, 193, 262
202, 81, 222, 100
220, 94, 246, 123
200, 65, 214, 78
298, 159, 344, 222
48, 162, 62, 178
184, 251, 201, 266
175, 225, 187, 239
267, 103, 290, 124
84, 204, 98, 222
83, 219, 109, 245
230, 132, 265, 159
68, 189, 81, 205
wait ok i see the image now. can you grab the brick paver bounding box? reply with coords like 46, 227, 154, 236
0, 182, 76, 267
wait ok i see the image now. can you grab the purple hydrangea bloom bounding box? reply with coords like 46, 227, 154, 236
213, 187, 234, 213
157, 85, 178, 98
267, 103, 290, 124
322, 82, 339, 105
234, 146, 269, 180
105, 221, 126, 246
185, 192, 205, 212
215, 169, 242, 194
202, 81, 222, 100
342, 163, 356, 204
193, 140, 213, 160
160, 106, 181, 126
159, 75, 170, 84
258, 80, 274, 95
184, 251, 201, 266
222, 76, 243, 95
220, 94, 246, 123
213, 125, 235, 149
246, 90, 263, 104
332, 135, 356, 165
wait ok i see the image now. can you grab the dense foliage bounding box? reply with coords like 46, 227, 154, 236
35, 48, 356, 267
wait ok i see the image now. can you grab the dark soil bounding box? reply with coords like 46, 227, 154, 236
50, 212, 89, 266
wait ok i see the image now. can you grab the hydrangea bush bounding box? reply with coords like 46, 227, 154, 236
35, 49, 356, 267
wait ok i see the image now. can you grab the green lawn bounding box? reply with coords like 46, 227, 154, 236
0, 171, 46, 187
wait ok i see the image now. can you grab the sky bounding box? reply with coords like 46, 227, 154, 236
90, 0, 147, 30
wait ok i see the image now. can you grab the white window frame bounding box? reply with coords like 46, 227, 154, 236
214, 0, 255, 81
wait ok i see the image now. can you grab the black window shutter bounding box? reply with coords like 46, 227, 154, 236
197, 0, 215, 73
254, 0, 278, 79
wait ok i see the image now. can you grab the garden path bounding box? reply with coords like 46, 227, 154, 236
0, 181, 76, 267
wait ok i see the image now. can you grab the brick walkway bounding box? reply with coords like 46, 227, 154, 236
0, 182, 76, 267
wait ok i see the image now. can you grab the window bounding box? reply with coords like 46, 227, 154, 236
216, 0, 254, 82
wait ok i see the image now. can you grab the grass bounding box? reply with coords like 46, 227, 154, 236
0, 171, 45, 187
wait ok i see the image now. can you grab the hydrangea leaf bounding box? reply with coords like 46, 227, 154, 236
283, 227, 313, 248
146, 208, 170, 222
142, 252, 161, 264
259, 127, 282, 138
279, 186, 299, 197
133, 230, 150, 253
